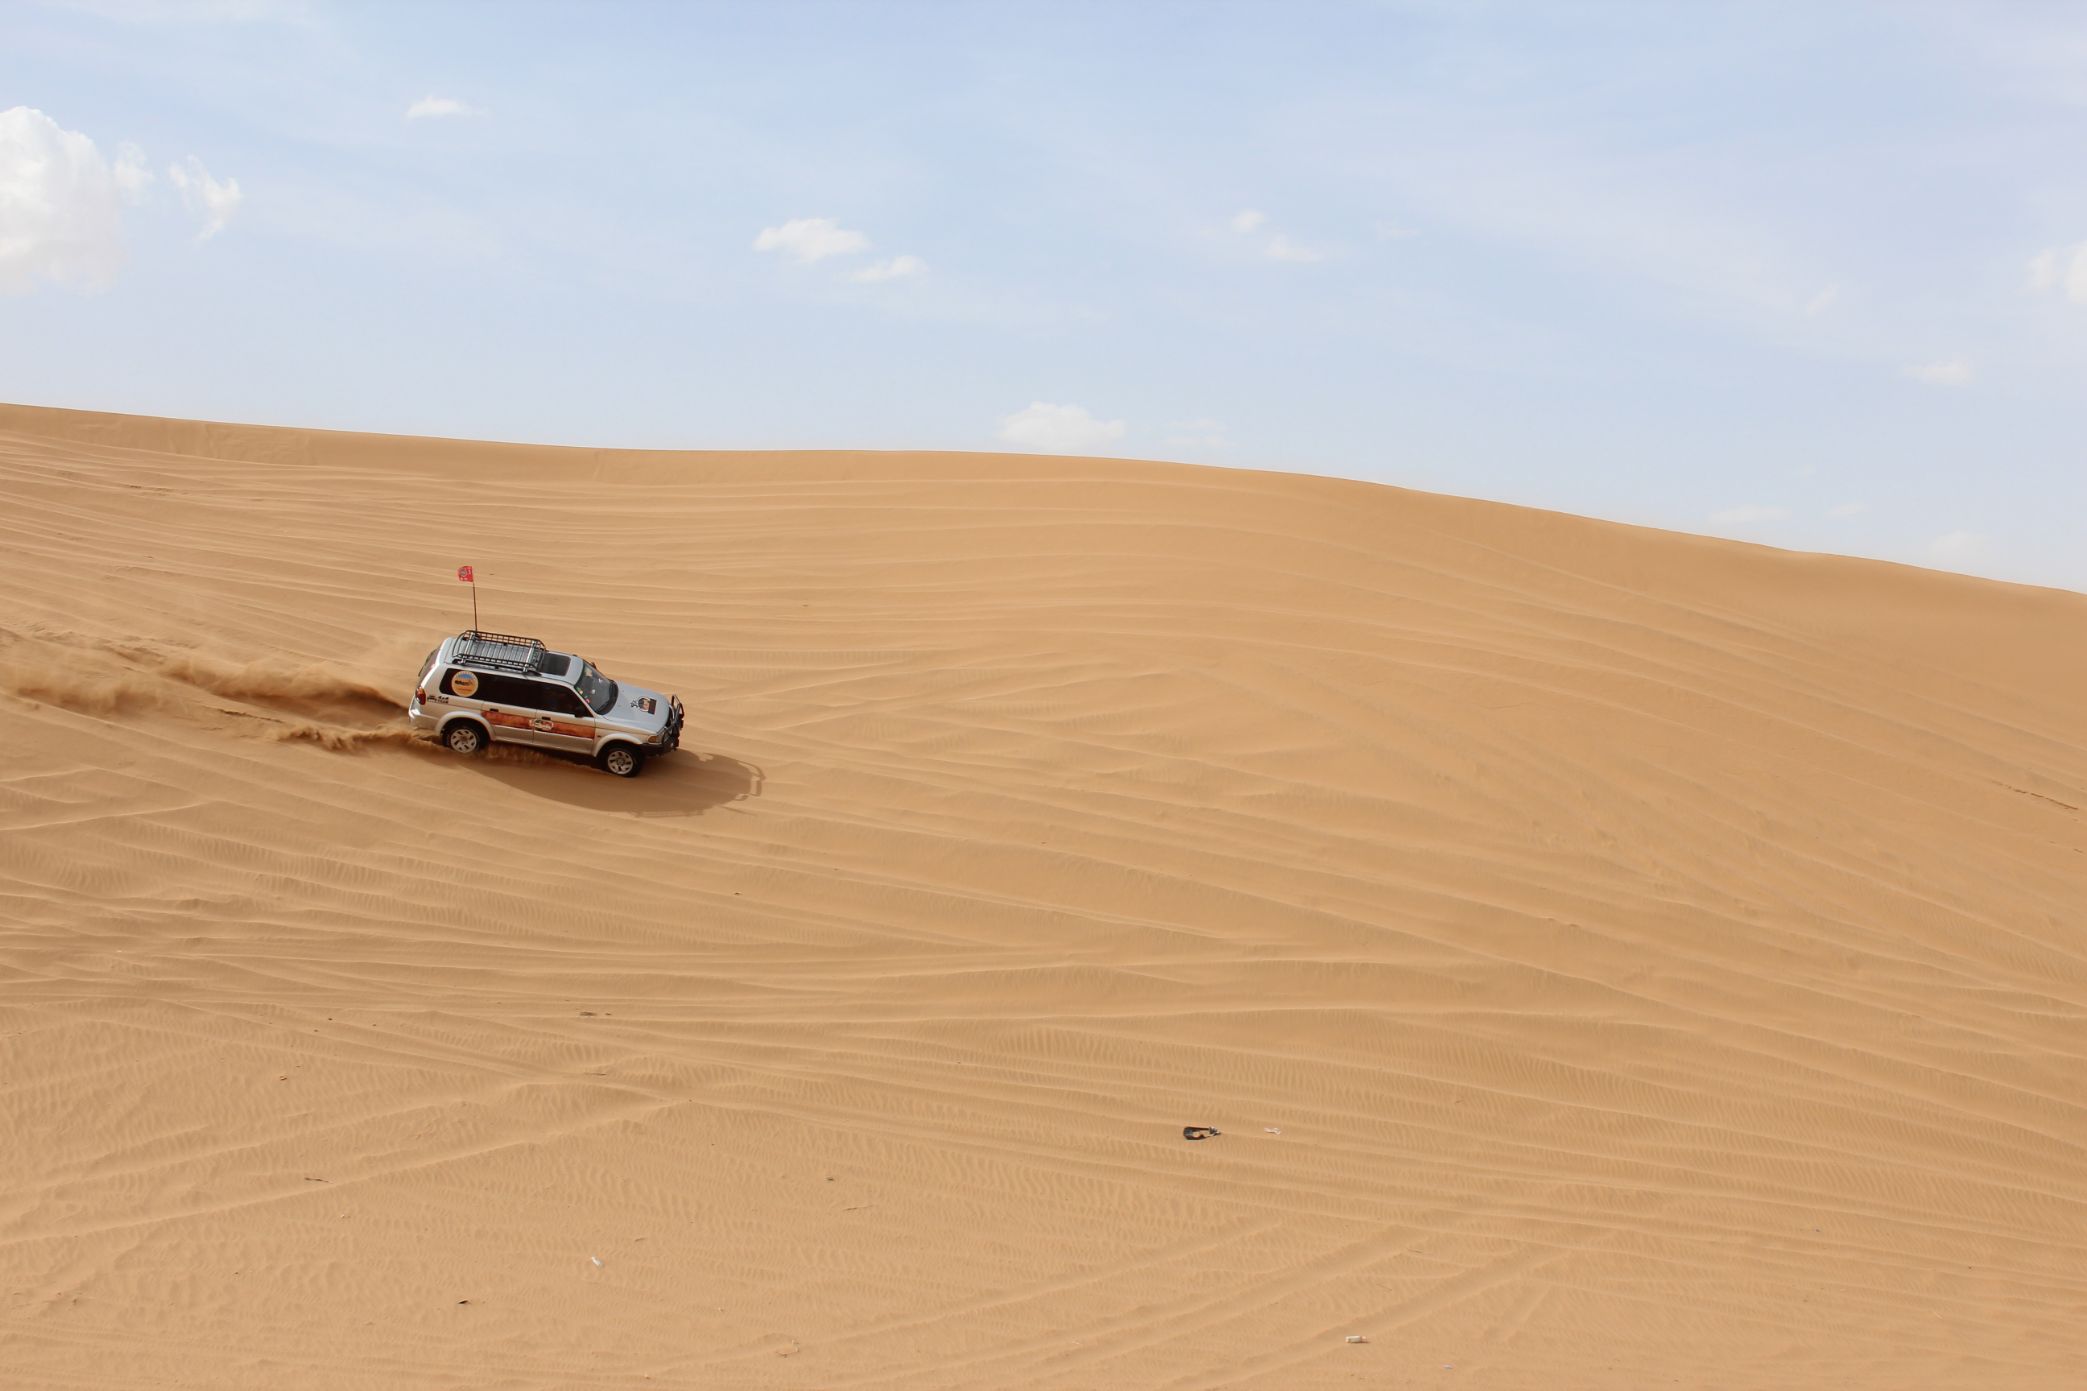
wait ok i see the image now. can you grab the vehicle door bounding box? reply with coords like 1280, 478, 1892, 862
530, 682, 601, 757
471, 672, 546, 746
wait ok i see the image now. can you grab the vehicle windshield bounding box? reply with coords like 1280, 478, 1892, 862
575, 662, 618, 713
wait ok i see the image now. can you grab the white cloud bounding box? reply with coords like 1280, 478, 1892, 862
1709, 504, 1790, 525
753, 216, 868, 264
112, 141, 153, 202
1928, 530, 1987, 561
1827, 501, 1869, 518
1905, 356, 1972, 387
1374, 221, 1419, 240
1165, 417, 1228, 449
405, 95, 484, 121
852, 254, 926, 283
166, 155, 241, 239
1228, 208, 1326, 262
1264, 233, 1325, 263
997, 402, 1127, 454
2026, 242, 2087, 304
1803, 284, 1840, 316
0, 106, 131, 292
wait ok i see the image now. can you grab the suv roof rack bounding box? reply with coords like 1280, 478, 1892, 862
454, 630, 549, 675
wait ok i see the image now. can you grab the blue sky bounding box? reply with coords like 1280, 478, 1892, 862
4, 1, 2084, 590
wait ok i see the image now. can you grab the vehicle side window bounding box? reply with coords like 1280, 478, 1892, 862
439, 667, 477, 698
539, 685, 590, 717
476, 673, 534, 707
513, 678, 561, 712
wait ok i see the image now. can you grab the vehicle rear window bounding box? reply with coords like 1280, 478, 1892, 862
441, 668, 504, 700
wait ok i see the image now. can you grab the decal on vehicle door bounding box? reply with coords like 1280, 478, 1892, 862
487, 711, 593, 737
450, 670, 479, 698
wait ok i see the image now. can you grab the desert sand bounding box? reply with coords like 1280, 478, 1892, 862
1, 401, 2082, 1389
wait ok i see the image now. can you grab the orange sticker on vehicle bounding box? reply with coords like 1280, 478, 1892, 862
485, 710, 591, 737
451, 670, 479, 698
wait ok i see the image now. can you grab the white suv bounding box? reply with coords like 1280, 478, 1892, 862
407, 631, 683, 777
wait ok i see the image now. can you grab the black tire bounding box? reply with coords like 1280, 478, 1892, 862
598, 743, 645, 778
444, 720, 488, 756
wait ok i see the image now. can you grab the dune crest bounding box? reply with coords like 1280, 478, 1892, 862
2, 403, 2082, 1389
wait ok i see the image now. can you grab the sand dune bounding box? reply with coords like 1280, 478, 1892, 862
1, 401, 2082, 1389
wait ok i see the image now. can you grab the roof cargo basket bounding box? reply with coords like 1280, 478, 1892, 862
454, 630, 549, 674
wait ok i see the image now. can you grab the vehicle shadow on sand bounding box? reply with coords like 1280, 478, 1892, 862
459, 745, 764, 818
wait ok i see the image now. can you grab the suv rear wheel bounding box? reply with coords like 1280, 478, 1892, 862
445, 721, 487, 756
598, 743, 645, 778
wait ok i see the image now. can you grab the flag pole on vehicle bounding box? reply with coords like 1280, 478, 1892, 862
458, 564, 477, 631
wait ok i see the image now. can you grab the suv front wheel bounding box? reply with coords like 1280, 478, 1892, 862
598, 743, 645, 778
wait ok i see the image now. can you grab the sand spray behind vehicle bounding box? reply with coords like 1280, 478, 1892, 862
0, 626, 450, 754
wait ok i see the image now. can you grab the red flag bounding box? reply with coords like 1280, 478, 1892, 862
457, 565, 475, 583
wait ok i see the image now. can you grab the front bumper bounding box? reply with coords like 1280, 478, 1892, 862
658, 695, 684, 752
